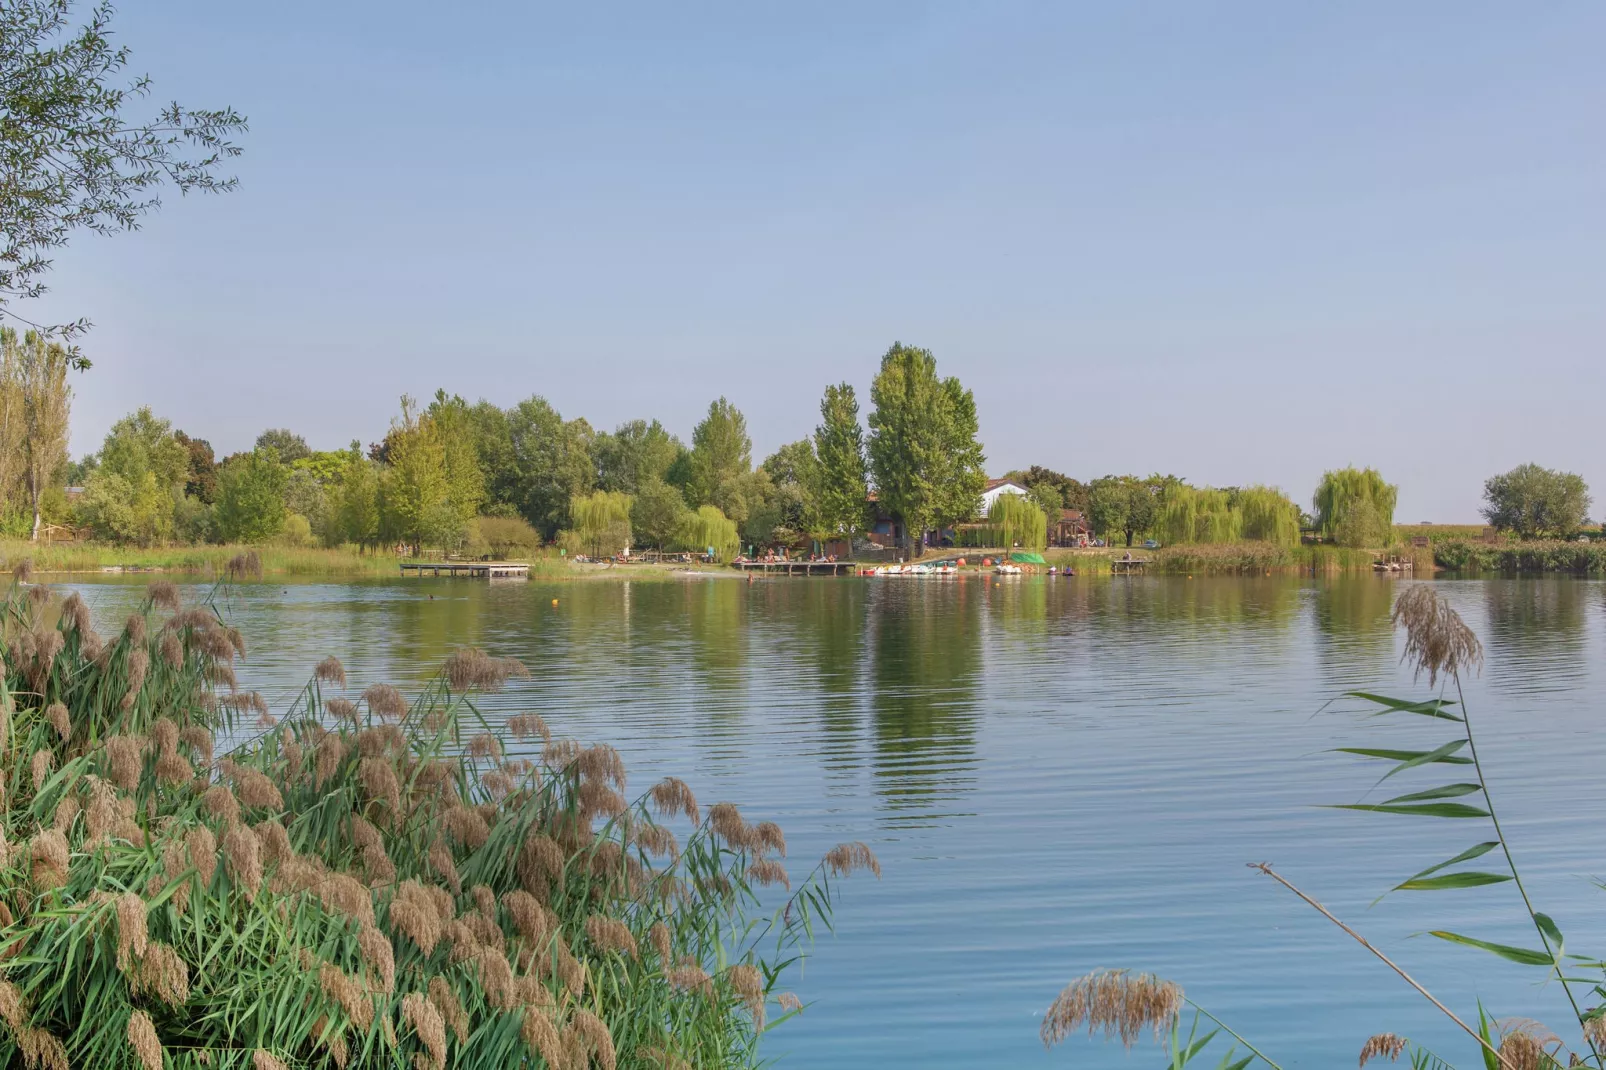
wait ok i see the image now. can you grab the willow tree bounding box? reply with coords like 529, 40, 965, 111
570, 489, 633, 558
677, 504, 739, 560
1236, 485, 1301, 546
988, 492, 1047, 550
1156, 486, 1239, 545
1313, 467, 1397, 546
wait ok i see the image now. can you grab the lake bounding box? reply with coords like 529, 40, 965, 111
59, 573, 1606, 1068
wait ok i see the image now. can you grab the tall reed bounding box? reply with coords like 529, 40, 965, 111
0, 569, 875, 1067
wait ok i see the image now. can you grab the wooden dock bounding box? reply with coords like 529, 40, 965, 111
1110, 558, 1149, 575
400, 562, 530, 579
730, 560, 858, 577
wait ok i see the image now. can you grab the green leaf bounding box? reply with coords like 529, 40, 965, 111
1334, 746, 1473, 766
1379, 739, 1471, 782
1429, 930, 1553, 966
1332, 802, 1490, 818
1382, 783, 1483, 805
1392, 841, 1500, 887
1346, 691, 1464, 721
1395, 872, 1512, 891
1534, 912, 1564, 959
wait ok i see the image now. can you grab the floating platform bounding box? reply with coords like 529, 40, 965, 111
1110, 558, 1149, 575
730, 560, 858, 577
400, 562, 529, 579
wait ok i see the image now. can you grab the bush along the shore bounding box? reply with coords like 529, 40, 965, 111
1434, 539, 1606, 574
0, 563, 877, 1068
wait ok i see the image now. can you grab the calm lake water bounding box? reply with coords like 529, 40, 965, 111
59, 573, 1606, 1068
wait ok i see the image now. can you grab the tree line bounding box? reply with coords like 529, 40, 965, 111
37, 343, 988, 556
10, 342, 1594, 556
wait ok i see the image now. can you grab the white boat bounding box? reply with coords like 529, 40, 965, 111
994, 563, 1023, 575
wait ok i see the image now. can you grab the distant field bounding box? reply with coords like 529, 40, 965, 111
1394, 524, 1485, 542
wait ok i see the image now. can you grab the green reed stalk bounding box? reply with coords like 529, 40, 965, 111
1451, 672, 1601, 1067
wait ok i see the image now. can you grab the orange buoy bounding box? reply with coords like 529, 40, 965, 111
551, 598, 559, 606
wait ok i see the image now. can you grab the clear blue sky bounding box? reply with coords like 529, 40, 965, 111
34, 2, 1605, 521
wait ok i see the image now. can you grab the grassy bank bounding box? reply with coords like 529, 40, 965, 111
0, 542, 735, 582
1434, 538, 1606, 573
1040, 543, 1432, 575
0, 540, 398, 577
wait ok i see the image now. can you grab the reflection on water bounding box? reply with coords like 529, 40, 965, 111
57, 574, 1606, 1069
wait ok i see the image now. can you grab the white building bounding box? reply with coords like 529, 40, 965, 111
979, 478, 1031, 517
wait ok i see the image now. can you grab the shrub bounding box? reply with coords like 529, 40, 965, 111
476, 515, 541, 559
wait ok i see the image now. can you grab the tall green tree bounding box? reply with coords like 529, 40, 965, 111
755, 439, 817, 544
331, 445, 381, 550
75, 406, 188, 543
214, 449, 289, 543
381, 396, 455, 553
465, 400, 517, 512
1313, 467, 1397, 544
1006, 466, 1089, 514
594, 418, 684, 495
253, 428, 310, 464
1481, 464, 1591, 539
0, 327, 82, 539
630, 477, 691, 550
1087, 474, 1176, 547
174, 432, 217, 503
506, 396, 595, 539
425, 390, 486, 527
0, 0, 245, 336
686, 398, 752, 508
813, 383, 868, 537
866, 343, 986, 552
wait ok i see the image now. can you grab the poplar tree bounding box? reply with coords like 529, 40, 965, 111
812, 382, 868, 537
687, 398, 752, 509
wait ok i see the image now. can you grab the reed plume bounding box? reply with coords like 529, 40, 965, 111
586, 914, 639, 958
252, 1050, 289, 1070
44, 702, 68, 741
747, 858, 789, 889
1358, 1033, 1407, 1066
823, 842, 881, 879
650, 777, 700, 824
1040, 970, 1184, 1049
114, 891, 149, 971
314, 655, 347, 687
445, 648, 528, 692
728, 963, 765, 1027
401, 991, 448, 1070
1392, 586, 1483, 685
127, 1009, 163, 1070
361, 683, 408, 720
223, 824, 263, 899
567, 1009, 617, 1070
130, 942, 190, 1007
428, 976, 469, 1045
507, 712, 551, 742
147, 580, 181, 611
521, 1007, 563, 1068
